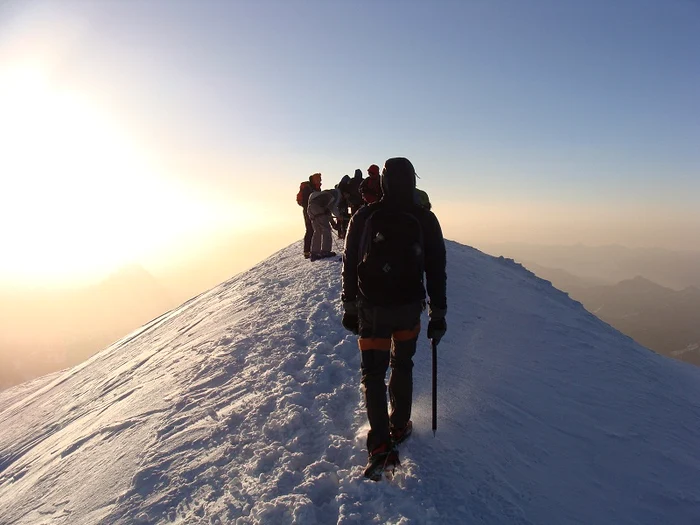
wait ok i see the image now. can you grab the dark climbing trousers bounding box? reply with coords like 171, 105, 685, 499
358, 301, 423, 453
302, 208, 314, 253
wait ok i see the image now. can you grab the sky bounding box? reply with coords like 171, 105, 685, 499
1, 240, 699, 523
1, 0, 699, 287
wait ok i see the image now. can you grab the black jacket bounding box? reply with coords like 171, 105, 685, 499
339, 175, 364, 212
341, 199, 447, 310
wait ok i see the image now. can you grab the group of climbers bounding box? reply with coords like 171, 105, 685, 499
296, 164, 432, 261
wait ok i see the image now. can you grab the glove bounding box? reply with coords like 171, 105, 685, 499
427, 318, 446, 344
342, 312, 359, 334
342, 300, 359, 334
427, 304, 447, 344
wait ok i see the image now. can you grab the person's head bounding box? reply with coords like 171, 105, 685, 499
310, 172, 322, 187
367, 164, 380, 178
338, 175, 351, 198
381, 157, 416, 203
354, 168, 363, 179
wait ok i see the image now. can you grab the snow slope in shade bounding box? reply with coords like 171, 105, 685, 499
1, 240, 700, 525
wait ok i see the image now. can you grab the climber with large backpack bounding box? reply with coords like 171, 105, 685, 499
340, 157, 447, 480
297, 173, 322, 258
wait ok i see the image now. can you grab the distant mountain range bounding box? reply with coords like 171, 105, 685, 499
0, 231, 287, 392
479, 242, 700, 290
520, 262, 700, 366
0, 264, 175, 390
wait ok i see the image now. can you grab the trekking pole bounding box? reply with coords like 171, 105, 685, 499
333, 224, 346, 253
432, 339, 438, 436
333, 235, 343, 254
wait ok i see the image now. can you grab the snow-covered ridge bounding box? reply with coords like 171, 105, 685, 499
1, 240, 699, 524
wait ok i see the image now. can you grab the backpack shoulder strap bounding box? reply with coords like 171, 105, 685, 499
357, 209, 380, 264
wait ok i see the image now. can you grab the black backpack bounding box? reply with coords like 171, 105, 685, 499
357, 208, 425, 306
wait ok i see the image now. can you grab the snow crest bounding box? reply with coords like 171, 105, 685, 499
1, 241, 699, 524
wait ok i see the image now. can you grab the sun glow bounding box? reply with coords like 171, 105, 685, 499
0, 66, 230, 287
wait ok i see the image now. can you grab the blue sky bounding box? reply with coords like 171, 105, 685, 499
1, 0, 699, 284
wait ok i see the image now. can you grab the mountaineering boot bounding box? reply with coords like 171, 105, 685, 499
311, 251, 337, 261
363, 443, 400, 481
390, 420, 413, 446
304, 251, 311, 259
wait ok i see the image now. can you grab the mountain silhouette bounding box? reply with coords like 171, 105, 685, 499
480, 242, 700, 289
1, 241, 699, 524
564, 276, 700, 366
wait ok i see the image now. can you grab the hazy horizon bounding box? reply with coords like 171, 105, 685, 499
3, 236, 700, 391
3, 231, 700, 292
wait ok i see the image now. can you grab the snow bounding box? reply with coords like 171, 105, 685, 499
1, 240, 700, 524
673, 343, 700, 357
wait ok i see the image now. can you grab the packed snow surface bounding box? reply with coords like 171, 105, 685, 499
1, 240, 699, 524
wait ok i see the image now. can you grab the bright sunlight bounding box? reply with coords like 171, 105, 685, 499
0, 65, 229, 287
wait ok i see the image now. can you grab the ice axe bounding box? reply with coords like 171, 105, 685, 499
432, 338, 438, 436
